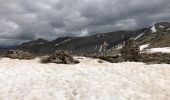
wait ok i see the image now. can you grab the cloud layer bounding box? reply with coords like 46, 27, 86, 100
0, 0, 170, 45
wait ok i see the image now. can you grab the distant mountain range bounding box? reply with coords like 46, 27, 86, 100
0, 45, 18, 50
16, 22, 170, 55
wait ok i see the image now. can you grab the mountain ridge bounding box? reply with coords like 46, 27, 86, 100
17, 22, 170, 55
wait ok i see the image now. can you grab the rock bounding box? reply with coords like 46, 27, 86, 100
41, 50, 80, 64
98, 55, 125, 63
141, 53, 170, 64
5, 50, 35, 60
52, 58, 62, 63
87, 48, 125, 63
89, 53, 125, 63
98, 60, 104, 63
120, 39, 141, 62
155, 22, 170, 32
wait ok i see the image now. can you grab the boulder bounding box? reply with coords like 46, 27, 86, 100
41, 50, 80, 64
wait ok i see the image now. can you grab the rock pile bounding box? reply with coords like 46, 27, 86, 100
41, 50, 80, 64
120, 39, 141, 62
5, 50, 35, 60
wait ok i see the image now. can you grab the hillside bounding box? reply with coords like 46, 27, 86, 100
17, 22, 170, 55
137, 22, 170, 52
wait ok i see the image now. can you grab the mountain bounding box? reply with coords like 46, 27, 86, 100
0, 45, 17, 51
17, 38, 49, 54
137, 22, 170, 49
17, 22, 170, 55
17, 31, 141, 55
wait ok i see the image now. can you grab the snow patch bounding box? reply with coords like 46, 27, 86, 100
95, 45, 98, 50
140, 44, 149, 51
151, 25, 157, 33
159, 25, 165, 28
116, 44, 124, 49
114, 43, 125, 50
55, 44, 59, 46
146, 47, 170, 53
167, 28, 170, 31
98, 45, 102, 52
97, 35, 100, 37
60, 38, 74, 44
62, 39, 71, 43
38, 42, 43, 45
134, 33, 144, 40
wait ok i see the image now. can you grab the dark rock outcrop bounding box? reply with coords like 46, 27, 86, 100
96, 55, 124, 63
41, 50, 79, 64
88, 49, 125, 63
5, 50, 35, 60
141, 53, 170, 64
90, 38, 170, 64
94, 39, 140, 63
120, 39, 141, 62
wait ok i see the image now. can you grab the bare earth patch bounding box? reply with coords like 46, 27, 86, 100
0, 57, 169, 100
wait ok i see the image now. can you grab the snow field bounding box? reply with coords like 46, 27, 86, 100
0, 57, 169, 100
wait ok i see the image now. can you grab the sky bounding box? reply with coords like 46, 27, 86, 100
0, 0, 170, 45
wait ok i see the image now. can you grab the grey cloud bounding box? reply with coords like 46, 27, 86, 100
0, 0, 170, 45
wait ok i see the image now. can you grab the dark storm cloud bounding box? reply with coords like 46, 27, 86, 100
0, 0, 170, 45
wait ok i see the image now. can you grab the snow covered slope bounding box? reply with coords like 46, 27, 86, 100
0, 57, 169, 100
151, 25, 157, 33
140, 44, 149, 51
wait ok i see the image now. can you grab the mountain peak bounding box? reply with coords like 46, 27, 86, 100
34, 38, 49, 43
